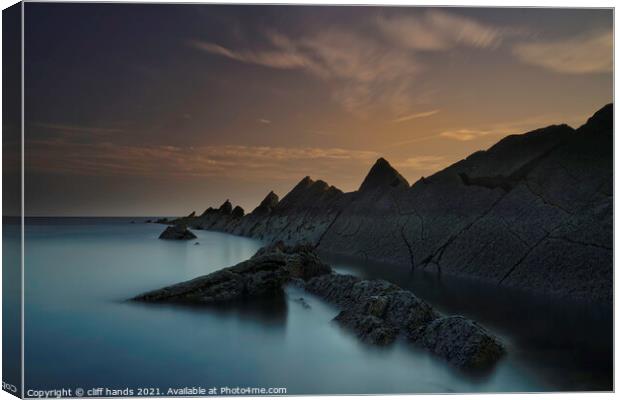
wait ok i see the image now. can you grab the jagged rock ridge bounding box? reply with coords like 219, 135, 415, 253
133, 243, 504, 369
168, 104, 613, 303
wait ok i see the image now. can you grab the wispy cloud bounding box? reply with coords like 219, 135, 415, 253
376, 10, 505, 51
394, 155, 446, 171
31, 122, 125, 135
513, 30, 612, 74
392, 109, 439, 123
190, 11, 519, 117
27, 135, 379, 182
438, 112, 582, 141
439, 128, 494, 141
258, 118, 271, 124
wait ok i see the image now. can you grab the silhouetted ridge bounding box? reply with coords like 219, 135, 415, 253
278, 176, 343, 211
577, 103, 613, 135
252, 191, 279, 216
219, 200, 233, 215
359, 158, 409, 192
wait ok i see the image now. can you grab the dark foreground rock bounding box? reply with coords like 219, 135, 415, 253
409, 316, 505, 369
158, 224, 197, 240
133, 243, 330, 303
133, 244, 504, 369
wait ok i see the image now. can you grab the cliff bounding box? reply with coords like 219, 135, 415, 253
172, 104, 613, 303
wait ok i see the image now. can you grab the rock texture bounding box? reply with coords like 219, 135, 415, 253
167, 104, 613, 303
158, 224, 197, 240
133, 244, 504, 369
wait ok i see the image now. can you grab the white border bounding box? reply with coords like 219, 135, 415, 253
0, 2, 616, 400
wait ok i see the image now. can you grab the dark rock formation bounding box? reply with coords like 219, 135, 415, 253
168, 104, 612, 303
158, 224, 197, 240
155, 217, 168, 224
409, 316, 505, 369
134, 244, 504, 368
252, 191, 279, 216
232, 206, 245, 218
219, 200, 233, 215
358, 157, 409, 192
186, 211, 196, 218
133, 242, 330, 303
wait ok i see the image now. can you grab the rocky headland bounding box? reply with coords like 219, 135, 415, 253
161, 104, 612, 303
133, 243, 504, 369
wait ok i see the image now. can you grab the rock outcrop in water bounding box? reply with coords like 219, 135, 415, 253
133, 244, 504, 369
159, 224, 197, 240
162, 104, 613, 303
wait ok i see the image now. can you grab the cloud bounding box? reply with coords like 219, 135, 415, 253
189, 40, 310, 69
190, 11, 515, 117
513, 30, 612, 74
438, 112, 581, 142
439, 128, 493, 141
26, 136, 379, 182
394, 155, 446, 171
31, 122, 125, 135
376, 10, 504, 51
258, 118, 271, 124
392, 109, 439, 123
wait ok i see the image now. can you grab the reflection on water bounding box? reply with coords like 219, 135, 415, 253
21, 218, 611, 394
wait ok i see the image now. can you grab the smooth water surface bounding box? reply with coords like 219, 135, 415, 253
21, 218, 611, 394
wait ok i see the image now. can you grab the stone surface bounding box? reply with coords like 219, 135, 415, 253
409, 316, 505, 369
133, 243, 331, 303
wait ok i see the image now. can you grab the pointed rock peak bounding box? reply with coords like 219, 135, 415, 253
219, 199, 233, 214
252, 190, 279, 215
232, 205, 245, 218
259, 190, 279, 207
300, 176, 314, 186
359, 157, 409, 192
201, 207, 215, 216
186, 211, 196, 218
289, 176, 315, 193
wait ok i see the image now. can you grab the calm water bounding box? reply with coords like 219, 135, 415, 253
17, 218, 611, 394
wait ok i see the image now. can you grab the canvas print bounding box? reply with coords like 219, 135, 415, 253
2, 2, 613, 397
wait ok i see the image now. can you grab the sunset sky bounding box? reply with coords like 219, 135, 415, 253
24, 4, 612, 216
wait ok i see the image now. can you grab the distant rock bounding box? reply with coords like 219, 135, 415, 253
252, 191, 279, 215
186, 211, 196, 218
155, 217, 169, 224
219, 200, 233, 215
158, 224, 197, 240
358, 157, 409, 192
201, 207, 217, 216
232, 206, 245, 218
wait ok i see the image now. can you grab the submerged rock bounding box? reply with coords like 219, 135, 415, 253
293, 297, 311, 309
134, 244, 504, 369
158, 224, 197, 240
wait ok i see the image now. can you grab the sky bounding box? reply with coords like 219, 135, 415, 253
23, 4, 612, 216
